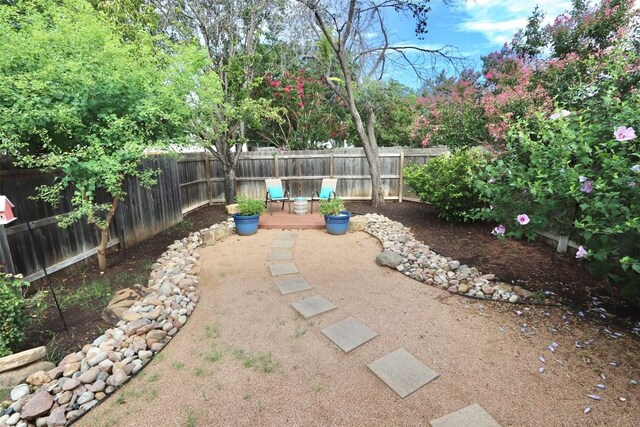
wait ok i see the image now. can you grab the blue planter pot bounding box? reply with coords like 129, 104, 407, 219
324, 211, 351, 235
233, 213, 260, 236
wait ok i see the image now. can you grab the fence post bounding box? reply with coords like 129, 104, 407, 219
329, 153, 334, 178
556, 235, 569, 253
274, 153, 279, 178
203, 152, 213, 205
0, 224, 15, 273
398, 151, 405, 203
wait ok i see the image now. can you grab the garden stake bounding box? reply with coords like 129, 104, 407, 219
24, 218, 69, 334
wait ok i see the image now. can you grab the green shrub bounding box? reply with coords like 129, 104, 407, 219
404, 148, 488, 221
236, 195, 266, 216
0, 273, 47, 357
319, 198, 346, 216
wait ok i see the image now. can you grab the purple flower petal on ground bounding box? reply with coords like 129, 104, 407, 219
550, 113, 560, 120
632, 165, 640, 174
580, 180, 593, 193
517, 214, 530, 225
614, 126, 636, 141
492, 224, 506, 235
579, 175, 587, 182
488, 177, 496, 184
576, 246, 587, 259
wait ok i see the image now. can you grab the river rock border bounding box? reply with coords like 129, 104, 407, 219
357, 213, 539, 303
0, 219, 235, 427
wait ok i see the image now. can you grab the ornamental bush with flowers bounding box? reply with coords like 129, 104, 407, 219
475, 39, 640, 301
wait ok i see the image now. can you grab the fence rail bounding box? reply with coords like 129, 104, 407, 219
1, 147, 447, 279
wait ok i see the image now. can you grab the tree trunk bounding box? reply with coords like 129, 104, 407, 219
96, 197, 119, 271
365, 109, 384, 206
223, 164, 237, 204
97, 228, 109, 271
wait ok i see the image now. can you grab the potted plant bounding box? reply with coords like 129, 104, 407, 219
233, 195, 265, 236
319, 197, 351, 235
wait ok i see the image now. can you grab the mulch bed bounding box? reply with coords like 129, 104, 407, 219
22, 201, 637, 362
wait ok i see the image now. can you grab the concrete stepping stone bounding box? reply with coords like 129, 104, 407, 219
276, 277, 312, 295
278, 232, 298, 239
368, 348, 438, 398
268, 251, 292, 261
272, 240, 295, 249
291, 295, 336, 319
269, 263, 299, 276
430, 403, 501, 427
322, 317, 378, 353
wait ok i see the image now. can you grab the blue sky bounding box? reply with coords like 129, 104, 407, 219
385, 0, 573, 88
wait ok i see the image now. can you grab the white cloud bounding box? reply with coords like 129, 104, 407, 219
458, 0, 572, 46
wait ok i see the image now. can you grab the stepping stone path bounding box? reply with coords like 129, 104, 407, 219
368, 348, 438, 398
264, 226, 500, 425
268, 251, 293, 261
290, 295, 337, 319
275, 277, 312, 295
269, 262, 299, 276
429, 403, 501, 427
321, 317, 378, 353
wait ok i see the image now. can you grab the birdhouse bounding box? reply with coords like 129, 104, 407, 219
0, 196, 16, 224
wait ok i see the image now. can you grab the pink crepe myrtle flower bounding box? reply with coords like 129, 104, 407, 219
492, 224, 506, 235
580, 180, 593, 193
614, 126, 636, 141
575, 245, 587, 259
517, 214, 530, 225
550, 110, 571, 120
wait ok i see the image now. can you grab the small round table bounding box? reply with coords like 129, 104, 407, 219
293, 197, 308, 215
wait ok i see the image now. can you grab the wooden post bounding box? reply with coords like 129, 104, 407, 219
274, 153, 280, 178
329, 153, 334, 178
0, 224, 15, 273
203, 152, 213, 205
556, 235, 569, 253
398, 151, 405, 203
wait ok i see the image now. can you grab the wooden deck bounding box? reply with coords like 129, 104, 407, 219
259, 205, 325, 229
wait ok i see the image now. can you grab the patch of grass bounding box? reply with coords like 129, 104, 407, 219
294, 327, 307, 338
154, 353, 166, 363
171, 361, 185, 370
243, 393, 252, 400
147, 374, 160, 383
0, 388, 10, 402
144, 387, 158, 402
204, 324, 219, 340
56, 280, 114, 310
202, 349, 223, 363
242, 352, 280, 373
533, 290, 545, 303
215, 383, 224, 390
278, 320, 286, 326
313, 382, 324, 392
193, 367, 206, 377
184, 408, 197, 427
232, 348, 246, 360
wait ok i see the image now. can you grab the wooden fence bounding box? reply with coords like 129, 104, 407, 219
178, 147, 448, 209
0, 147, 447, 280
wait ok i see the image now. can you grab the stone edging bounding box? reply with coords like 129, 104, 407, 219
0, 219, 236, 427
354, 213, 545, 304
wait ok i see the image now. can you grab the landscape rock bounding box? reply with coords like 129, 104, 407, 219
0, 347, 47, 373
10, 384, 30, 401
47, 406, 67, 427
78, 366, 100, 383
20, 390, 54, 421
375, 250, 405, 268
26, 370, 51, 387
0, 361, 56, 390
